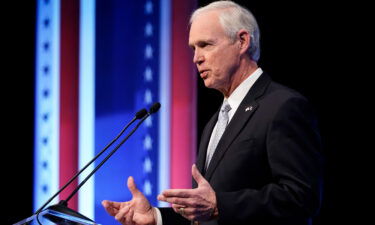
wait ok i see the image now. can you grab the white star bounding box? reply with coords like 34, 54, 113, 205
143, 134, 152, 150
143, 157, 152, 173
143, 180, 152, 196
145, 44, 153, 59
144, 89, 153, 104
144, 67, 153, 82
145, 116, 153, 127
145, 1, 153, 14
145, 22, 153, 37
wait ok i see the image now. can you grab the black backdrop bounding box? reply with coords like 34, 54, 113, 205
4, 0, 365, 224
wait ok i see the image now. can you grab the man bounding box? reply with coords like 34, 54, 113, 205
102, 1, 323, 225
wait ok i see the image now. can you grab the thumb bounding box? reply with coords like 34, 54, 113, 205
127, 176, 141, 197
192, 164, 206, 186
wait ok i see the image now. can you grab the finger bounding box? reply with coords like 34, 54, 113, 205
124, 209, 134, 225
159, 189, 192, 198
171, 205, 186, 216
103, 205, 119, 216
172, 205, 197, 221
102, 200, 122, 209
115, 205, 130, 222
172, 205, 179, 213
171, 203, 187, 213
192, 164, 206, 185
172, 203, 187, 209
127, 176, 141, 197
158, 196, 194, 207
102, 200, 121, 216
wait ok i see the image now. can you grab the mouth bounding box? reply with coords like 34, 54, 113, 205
199, 70, 209, 79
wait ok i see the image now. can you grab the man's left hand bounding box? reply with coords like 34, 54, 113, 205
157, 164, 218, 221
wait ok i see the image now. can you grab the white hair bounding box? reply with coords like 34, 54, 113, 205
190, 0, 260, 62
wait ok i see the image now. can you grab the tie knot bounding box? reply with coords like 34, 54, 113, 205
221, 101, 231, 113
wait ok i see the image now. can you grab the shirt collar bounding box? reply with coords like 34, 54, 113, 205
225, 67, 263, 121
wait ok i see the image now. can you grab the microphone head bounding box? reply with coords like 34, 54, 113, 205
149, 102, 161, 114
135, 108, 148, 119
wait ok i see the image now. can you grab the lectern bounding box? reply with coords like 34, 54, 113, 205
13, 208, 100, 225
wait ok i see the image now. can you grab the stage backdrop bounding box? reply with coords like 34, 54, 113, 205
34, 0, 196, 224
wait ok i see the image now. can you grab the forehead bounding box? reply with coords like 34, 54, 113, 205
189, 11, 226, 45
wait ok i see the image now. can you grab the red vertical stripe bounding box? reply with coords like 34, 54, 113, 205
59, 0, 80, 210
171, 0, 197, 189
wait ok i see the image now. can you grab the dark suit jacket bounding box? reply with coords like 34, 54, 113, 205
160, 73, 323, 225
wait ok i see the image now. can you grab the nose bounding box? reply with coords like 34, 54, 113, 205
193, 49, 204, 65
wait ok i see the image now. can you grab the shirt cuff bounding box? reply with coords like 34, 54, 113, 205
154, 207, 163, 225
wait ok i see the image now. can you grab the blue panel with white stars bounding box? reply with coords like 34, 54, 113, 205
35, 0, 55, 203
94, 0, 161, 224
34, 0, 61, 223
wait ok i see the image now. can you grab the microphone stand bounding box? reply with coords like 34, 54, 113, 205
33, 108, 148, 224
36, 103, 160, 224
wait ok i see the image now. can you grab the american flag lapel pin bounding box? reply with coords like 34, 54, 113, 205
245, 106, 253, 112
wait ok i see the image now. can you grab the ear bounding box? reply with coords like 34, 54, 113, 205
237, 29, 251, 55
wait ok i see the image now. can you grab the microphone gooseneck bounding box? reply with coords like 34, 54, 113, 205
63, 103, 160, 203
34, 107, 148, 216
38, 103, 161, 224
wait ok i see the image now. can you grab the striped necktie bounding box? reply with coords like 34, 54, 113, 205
205, 100, 231, 170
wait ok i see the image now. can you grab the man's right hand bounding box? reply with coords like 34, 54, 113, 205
102, 176, 157, 225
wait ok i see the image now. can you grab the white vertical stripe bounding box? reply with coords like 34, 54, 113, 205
158, 0, 171, 207
34, 0, 61, 213
78, 0, 96, 220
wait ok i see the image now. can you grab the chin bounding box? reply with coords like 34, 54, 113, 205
203, 80, 213, 89
204, 80, 219, 90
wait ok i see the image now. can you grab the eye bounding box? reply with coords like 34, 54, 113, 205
199, 42, 209, 48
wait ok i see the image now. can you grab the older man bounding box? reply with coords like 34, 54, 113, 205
102, 1, 323, 225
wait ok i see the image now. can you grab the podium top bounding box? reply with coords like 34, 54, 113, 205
13, 209, 100, 225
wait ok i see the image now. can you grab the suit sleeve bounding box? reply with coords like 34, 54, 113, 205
216, 97, 324, 224
159, 207, 190, 225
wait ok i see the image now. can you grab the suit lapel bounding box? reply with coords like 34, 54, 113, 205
204, 73, 271, 181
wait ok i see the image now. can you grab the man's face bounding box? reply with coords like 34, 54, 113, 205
189, 11, 241, 92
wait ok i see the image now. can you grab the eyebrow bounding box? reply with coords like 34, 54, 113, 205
189, 39, 216, 49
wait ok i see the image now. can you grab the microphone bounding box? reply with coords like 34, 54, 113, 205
33, 107, 148, 223
38, 103, 161, 224
149, 102, 161, 114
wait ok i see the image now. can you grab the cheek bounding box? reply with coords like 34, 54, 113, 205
207, 45, 238, 79
211, 57, 235, 78
208, 54, 227, 76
